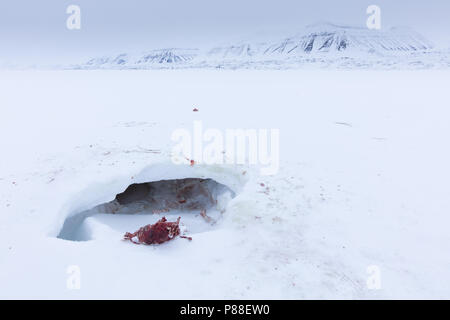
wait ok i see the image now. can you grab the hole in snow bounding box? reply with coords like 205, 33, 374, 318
57, 178, 235, 241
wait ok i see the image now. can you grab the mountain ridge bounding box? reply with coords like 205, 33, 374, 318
73, 23, 448, 70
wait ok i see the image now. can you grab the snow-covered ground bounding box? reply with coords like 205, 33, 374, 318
1, 69, 449, 299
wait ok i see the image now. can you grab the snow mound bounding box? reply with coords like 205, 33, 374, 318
74, 22, 447, 70
56, 164, 244, 242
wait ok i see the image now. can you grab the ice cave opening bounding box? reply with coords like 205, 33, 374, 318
57, 178, 236, 241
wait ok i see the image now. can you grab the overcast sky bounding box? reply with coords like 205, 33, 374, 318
1, 0, 449, 64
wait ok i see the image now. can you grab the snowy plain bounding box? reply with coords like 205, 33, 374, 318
1, 69, 450, 299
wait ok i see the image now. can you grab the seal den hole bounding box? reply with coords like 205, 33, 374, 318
58, 178, 235, 241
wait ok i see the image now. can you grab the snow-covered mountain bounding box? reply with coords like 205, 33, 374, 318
207, 23, 433, 60
76, 23, 446, 69
82, 48, 198, 69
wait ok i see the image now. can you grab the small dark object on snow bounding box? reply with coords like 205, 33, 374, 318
193, 108, 199, 112
123, 217, 192, 245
